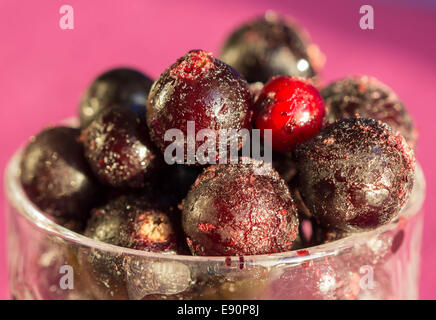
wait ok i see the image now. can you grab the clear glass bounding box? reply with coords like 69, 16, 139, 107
5, 147, 426, 300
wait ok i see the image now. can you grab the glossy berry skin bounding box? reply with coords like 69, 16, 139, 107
79, 193, 187, 299
81, 105, 161, 188
20, 127, 101, 229
146, 50, 252, 163
79, 68, 153, 128
254, 76, 325, 152
322, 76, 417, 149
221, 12, 320, 83
182, 158, 299, 256
294, 118, 415, 232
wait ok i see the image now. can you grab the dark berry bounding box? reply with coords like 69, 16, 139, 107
79, 193, 186, 299
146, 50, 253, 164
86, 193, 184, 252
155, 164, 204, 205
81, 105, 161, 188
254, 76, 325, 152
79, 68, 153, 128
290, 185, 349, 243
20, 127, 101, 228
271, 151, 297, 185
220, 12, 322, 83
182, 158, 299, 256
322, 76, 417, 149
294, 118, 415, 232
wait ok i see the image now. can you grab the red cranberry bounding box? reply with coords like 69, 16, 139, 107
322, 76, 417, 149
81, 105, 161, 188
20, 126, 101, 229
182, 158, 299, 256
79, 68, 153, 128
146, 50, 252, 163
221, 12, 321, 83
253, 76, 325, 152
294, 118, 415, 232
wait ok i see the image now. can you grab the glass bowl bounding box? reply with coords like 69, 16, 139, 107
5, 145, 426, 300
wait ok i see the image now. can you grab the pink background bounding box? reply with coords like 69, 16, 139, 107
0, 0, 435, 299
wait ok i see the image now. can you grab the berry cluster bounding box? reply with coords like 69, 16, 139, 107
20, 12, 416, 275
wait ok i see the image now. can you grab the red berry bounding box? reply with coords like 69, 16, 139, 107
254, 76, 325, 152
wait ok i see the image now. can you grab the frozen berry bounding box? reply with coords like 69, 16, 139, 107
79, 68, 153, 128
79, 193, 186, 299
322, 76, 417, 149
20, 127, 101, 228
221, 12, 322, 83
182, 158, 299, 256
86, 193, 184, 252
254, 76, 325, 152
289, 186, 336, 245
81, 105, 161, 188
146, 50, 252, 164
294, 118, 415, 232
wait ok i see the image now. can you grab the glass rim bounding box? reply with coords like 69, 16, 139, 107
4, 143, 426, 267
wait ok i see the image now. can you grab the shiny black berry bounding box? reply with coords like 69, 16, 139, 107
221, 12, 321, 83
322, 76, 417, 149
20, 126, 101, 229
182, 158, 299, 256
79, 68, 153, 128
81, 105, 161, 188
294, 118, 415, 232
